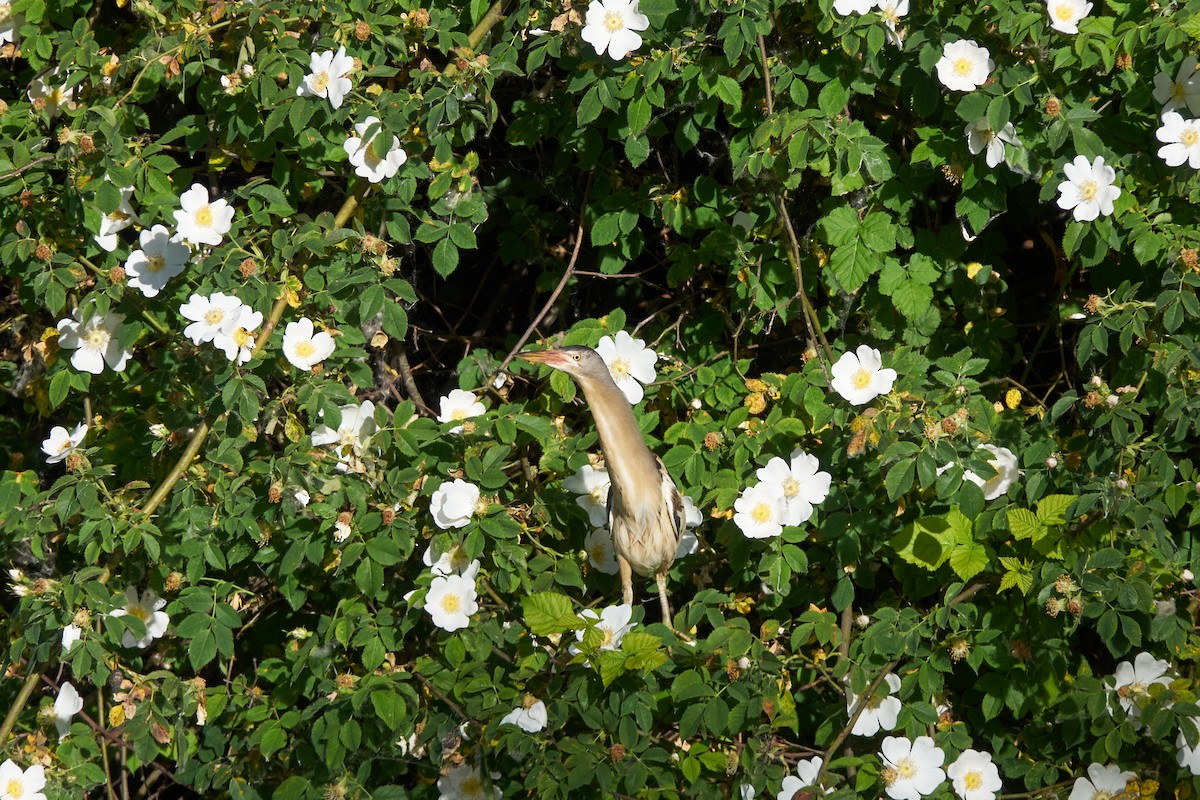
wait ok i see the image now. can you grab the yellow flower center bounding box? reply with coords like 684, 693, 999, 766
600, 626, 614, 647
84, 326, 111, 350
953, 57, 974, 77
449, 546, 469, 571
440, 593, 461, 613
311, 70, 331, 93
1078, 179, 1099, 202
1094, 792, 1113, 800
1171, 81, 1187, 102
852, 368, 873, 389
897, 758, 917, 779
204, 308, 225, 325
591, 544, 607, 561
963, 771, 983, 791
294, 340, 315, 358
55, 438, 73, 454
781, 477, 800, 498
109, 209, 131, 224
1128, 680, 1147, 696
751, 502, 773, 524
881, 6, 899, 24
0, 7, 11, 23
193, 204, 214, 228
6, 778, 23, 798
604, 11, 624, 32
588, 485, 607, 506
145, 253, 166, 273
881, 767, 900, 786
609, 358, 630, 380
126, 605, 148, 621
451, 407, 467, 420
461, 777, 483, 798
233, 328, 252, 348
1054, 4, 1075, 20
1182, 127, 1199, 147
46, 87, 63, 105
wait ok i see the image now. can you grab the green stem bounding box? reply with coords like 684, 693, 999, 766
0, 667, 42, 749
467, 0, 512, 52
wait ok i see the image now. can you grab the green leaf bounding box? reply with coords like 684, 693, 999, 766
370, 690, 406, 730
432, 239, 459, 276
885, 457, 915, 501
1007, 508, 1044, 541
627, 96, 652, 134
829, 238, 882, 293
1036, 494, 1077, 526
949, 540, 989, 581
818, 206, 860, 246
522, 592, 582, 635
591, 212, 621, 247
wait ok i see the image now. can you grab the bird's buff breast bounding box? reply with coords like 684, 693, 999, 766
610, 504, 678, 576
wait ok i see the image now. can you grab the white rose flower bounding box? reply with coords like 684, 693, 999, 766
425, 573, 479, 632
1056, 155, 1121, 222
430, 479, 481, 530
962, 444, 1020, 501
56, 307, 132, 374
877, 0, 909, 46
173, 183, 235, 247
733, 483, 788, 539
296, 46, 355, 109
947, 750, 1002, 800
282, 317, 336, 370
595, 331, 659, 404
499, 699, 548, 733
1045, 0, 1092, 34
848, 673, 903, 737
1068, 763, 1137, 800
1152, 56, 1200, 115
0, 761, 46, 800
755, 449, 832, 526
124, 225, 190, 297
879, 736, 946, 800
107, 586, 170, 649
54, 682, 84, 741
1177, 719, 1200, 776
311, 401, 379, 473
436, 763, 498, 800
28, 66, 77, 116
1155, 112, 1200, 169
830, 345, 898, 405
965, 118, 1019, 169
1107, 651, 1172, 728
437, 389, 487, 433
833, 0, 873, 14
580, 0, 650, 60
423, 542, 477, 577
778, 756, 832, 799
94, 184, 138, 252
212, 303, 262, 365
584, 527, 619, 574
935, 40, 994, 92
61, 624, 82, 651
344, 116, 408, 183
563, 464, 611, 527
571, 604, 635, 656
41, 422, 87, 464
180, 292, 245, 345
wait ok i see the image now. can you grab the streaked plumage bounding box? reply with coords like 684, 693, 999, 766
519, 346, 683, 625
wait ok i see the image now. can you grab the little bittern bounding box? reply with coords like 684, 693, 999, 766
519, 346, 683, 626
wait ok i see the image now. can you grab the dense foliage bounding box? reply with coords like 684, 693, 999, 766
1, 0, 1199, 798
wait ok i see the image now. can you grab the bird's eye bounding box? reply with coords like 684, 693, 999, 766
571, 353, 581, 361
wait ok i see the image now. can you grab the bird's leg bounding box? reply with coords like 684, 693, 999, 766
656, 573, 693, 642
655, 572, 672, 625
617, 554, 634, 606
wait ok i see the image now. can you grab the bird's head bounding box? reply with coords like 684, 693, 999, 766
517, 346, 610, 383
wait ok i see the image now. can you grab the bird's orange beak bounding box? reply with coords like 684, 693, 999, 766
516, 349, 571, 370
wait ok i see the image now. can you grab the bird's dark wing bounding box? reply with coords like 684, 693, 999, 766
655, 454, 684, 546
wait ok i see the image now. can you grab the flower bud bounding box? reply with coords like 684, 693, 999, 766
1045, 456, 1058, 469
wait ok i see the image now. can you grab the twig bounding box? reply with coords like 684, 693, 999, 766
0, 668, 42, 748
817, 659, 898, 787
395, 348, 431, 413
0, 155, 55, 181
467, 0, 512, 51
496, 174, 593, 376
415, 672, 471, 721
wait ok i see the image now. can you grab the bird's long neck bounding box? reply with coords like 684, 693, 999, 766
576, 375, 660, 498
